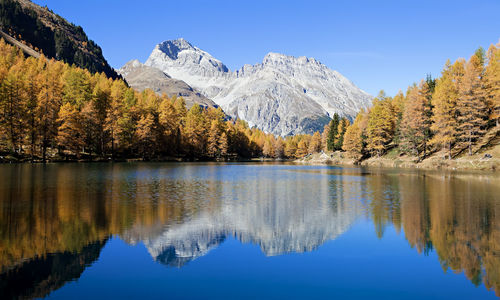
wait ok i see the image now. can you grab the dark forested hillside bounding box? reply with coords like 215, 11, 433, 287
0, 0, 119, 79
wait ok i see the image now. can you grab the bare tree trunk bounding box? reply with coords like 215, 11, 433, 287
30, 120, 35, 162
448, 142, 452, 160
42, 140, 47, 163
423, 139, 427, 159
101, 133, 104, 158
8, 89, 16, 153
111, 128, 115, 161
468, 135, 472, 156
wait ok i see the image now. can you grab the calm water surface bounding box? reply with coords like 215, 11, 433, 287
1, 163, 499, 299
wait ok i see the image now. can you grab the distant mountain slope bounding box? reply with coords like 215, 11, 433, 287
144, 38, 372, 136
0, 0, 119, 79
118, 60, 218, 109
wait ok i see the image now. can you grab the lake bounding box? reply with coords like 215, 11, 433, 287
1, 163, 499, 299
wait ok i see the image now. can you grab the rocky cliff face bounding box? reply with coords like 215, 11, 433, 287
118, 60, 218, 109
143, 38, 372, 135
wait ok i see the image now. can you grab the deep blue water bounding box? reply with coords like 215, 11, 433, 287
0, 163, 499, 299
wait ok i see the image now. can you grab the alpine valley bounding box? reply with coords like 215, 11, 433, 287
120, 38, 372, 136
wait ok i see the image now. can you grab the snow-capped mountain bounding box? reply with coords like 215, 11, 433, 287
141, 38, 372, 135
118, 59, 218, 109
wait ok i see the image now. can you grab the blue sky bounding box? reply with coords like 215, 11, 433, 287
34, 0, 500, 96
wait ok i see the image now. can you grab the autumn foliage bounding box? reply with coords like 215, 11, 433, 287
0, 39, 290, 161
342, 41, 500, 161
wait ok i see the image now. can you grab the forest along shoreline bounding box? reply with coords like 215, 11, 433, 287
2, 151, 497, 172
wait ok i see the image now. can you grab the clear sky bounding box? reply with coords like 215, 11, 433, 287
33, 0, 500, 96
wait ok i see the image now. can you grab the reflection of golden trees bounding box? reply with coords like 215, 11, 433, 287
365, 170, 401, 238
399, 175, 432, 254
0, 165, 110, 272
0, 164, 225, 272
368, 171, 500, 296
426, 175, 500, 294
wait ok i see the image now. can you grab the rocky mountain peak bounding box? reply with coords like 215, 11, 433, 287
156, 38, 195, 60
140, 39, 372, 135
128, 59, 142, 67
119, 59, 153, 77
145, 39, 230, 81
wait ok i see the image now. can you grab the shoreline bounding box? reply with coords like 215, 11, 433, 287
1, 152, 498, 172
295, 151, 499, 172
0, 154, 293, 164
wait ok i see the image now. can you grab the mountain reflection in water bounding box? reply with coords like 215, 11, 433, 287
0, 163, 499, 298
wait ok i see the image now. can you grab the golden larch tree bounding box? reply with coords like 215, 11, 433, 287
296, 139, 309, 157
207, 119, 224, 158
57, 103, 85, 157
483, 43, 500, 126
399, 81, 432, 158
308, 131, 322, 153
366, 92, 395, 156
342, 113, 365, 160
135, 112, 156, 159
430, 61, 459, 159
456, 55, 488, 155
183, 105, 208, 156
36, 59, 64, 162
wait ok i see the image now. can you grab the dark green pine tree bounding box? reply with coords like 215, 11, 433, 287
327, 113, 339, 151
425, 74, 436, 94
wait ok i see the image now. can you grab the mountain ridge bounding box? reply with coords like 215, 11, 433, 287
141, 38, 372, 135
